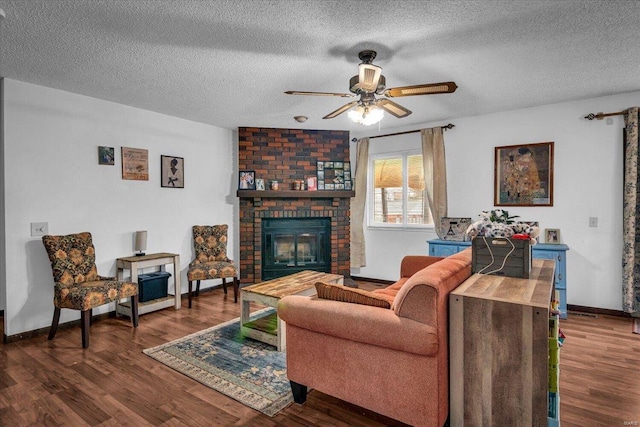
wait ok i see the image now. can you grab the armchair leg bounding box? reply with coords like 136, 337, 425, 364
81, 309, 91, 349
188, 280, 193, 308
290, 381, 308, 404
195, 280, 201, 297
130, 295, 139, 328
222, 278, 228, 295
48, 307, 61, 341
233, 276, 239, 303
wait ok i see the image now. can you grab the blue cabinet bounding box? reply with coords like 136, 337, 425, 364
428, 239, 569, 318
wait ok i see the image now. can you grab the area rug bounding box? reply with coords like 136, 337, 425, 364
143, 309, 292, 416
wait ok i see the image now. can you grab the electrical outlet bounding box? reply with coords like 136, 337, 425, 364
589, 217, 598, 228
30, 222, 48, 237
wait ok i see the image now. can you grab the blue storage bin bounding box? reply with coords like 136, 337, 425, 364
138, 271, 171, 302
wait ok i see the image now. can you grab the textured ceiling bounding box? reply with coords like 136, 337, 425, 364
1, 0, 639, 135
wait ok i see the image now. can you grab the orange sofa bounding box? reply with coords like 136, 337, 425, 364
277, 249, 472, 427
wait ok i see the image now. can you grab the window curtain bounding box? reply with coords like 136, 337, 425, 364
421, 128, 448, 238
622, 107, 640, 333
350, 137, 369, 268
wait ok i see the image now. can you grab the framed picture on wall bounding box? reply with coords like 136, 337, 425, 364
121, 147, 149, 181
161, 155, 184, 188
494, 141, 554, 206
98, 146, 115, 165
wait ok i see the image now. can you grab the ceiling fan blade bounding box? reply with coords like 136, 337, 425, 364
323, 101, 359, 119
285, 90, 355, 98
377, 99, 412, 118
384, 81, 458, 98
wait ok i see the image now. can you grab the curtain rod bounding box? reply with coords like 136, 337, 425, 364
351, 123, 455, 142
584, 111, 626, 120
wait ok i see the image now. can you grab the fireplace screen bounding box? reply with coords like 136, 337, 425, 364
262, 218, 330, 280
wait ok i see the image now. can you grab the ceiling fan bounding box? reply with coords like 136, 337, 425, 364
285, 50, 457, 125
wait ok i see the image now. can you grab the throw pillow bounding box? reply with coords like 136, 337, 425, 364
314, 282, 391, 309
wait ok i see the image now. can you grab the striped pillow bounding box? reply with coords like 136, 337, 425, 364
314, 282, 391, 309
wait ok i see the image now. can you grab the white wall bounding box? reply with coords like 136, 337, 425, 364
351, 91, 640, 311
2, 79, 236, 336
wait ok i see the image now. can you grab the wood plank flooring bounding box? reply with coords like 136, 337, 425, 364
1, 284, 639, 426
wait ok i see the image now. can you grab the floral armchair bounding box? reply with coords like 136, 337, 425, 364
187, 225, 239, 307
41, 232, 139, 349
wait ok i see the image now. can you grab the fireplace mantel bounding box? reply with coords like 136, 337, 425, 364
237, 190, 354, 199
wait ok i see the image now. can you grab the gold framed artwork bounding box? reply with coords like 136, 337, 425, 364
121, 147, 149, 181
161, 155, 184, 188
494, 141, 553, 206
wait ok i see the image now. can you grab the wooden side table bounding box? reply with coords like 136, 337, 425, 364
115, 252, 181, 316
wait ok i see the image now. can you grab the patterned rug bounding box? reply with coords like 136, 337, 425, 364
143, 309, 292, 416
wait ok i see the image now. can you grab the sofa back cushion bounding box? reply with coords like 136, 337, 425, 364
315, 282, 392, 308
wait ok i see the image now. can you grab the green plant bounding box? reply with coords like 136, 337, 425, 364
486, 209, 520, 224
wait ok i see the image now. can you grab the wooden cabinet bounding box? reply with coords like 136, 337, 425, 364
428, 239, 569, 318
449, 259, 556, 426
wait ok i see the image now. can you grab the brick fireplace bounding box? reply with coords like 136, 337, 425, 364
237, 127, 352, 284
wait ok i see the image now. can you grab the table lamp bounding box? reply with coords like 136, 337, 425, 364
134, 230, 147, 256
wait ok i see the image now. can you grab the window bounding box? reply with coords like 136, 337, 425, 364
369, 151, 433, 227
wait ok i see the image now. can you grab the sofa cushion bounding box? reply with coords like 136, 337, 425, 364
315, 282, 391, 308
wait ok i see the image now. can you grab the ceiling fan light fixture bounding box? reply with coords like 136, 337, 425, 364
348, 104, 384, 126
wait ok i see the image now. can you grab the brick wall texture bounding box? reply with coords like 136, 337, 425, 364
238, 127, 351, 283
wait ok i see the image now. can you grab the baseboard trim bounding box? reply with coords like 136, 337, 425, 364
3, 311, 113, 344
567, 304, 630, 318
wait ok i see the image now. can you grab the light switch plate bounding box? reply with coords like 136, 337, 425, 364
31, 222, 48, 237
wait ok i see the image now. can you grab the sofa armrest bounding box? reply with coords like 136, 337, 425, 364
400, 255, 444, 278
277, 295, 438, 356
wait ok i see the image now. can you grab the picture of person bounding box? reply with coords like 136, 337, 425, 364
239, 171, 255, 190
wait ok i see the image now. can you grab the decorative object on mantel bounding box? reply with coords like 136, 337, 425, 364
256, 178, 265, 191
239, 171, 256, 190
270, 180, 279, 190
545, 228, 561, 244
161, 155, 184, 188
494, 141, 554, 206
121, 147, 149, 181
317, 161, 351, 190
98, 146, 115, 165
465, 210, 540, 244
306, 176, 317, 191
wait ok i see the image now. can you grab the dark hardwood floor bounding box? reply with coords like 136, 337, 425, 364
1, 284, 639, 426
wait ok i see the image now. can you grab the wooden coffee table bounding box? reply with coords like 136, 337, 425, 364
240, 270, 343, 351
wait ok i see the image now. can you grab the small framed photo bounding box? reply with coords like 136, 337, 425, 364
545, 228, 560, 244
239, 171, 256, 190
161, 155, 184, 188
306, 176, 317, 191
98, 146, 115, 165
255, 178, 265, 191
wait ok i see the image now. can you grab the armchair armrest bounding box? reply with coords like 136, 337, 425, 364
277, 295, 438, 356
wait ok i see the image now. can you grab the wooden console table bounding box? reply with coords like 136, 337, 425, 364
115, 252, 181, 316
449, 258, 556, 426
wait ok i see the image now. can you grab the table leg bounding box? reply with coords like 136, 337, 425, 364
240, 294, 251, 328
173, 255, 181, 309
277, 316, 286, 352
